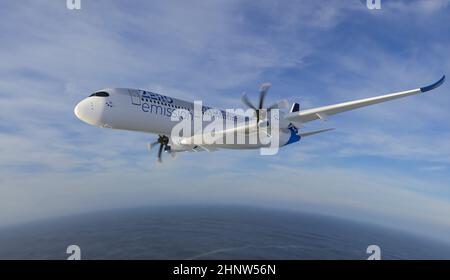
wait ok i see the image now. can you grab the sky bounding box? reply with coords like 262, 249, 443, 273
1, 0, 450, 244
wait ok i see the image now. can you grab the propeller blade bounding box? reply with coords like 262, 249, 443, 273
241, 92, 257, 110
241, 83, 275, 124
267, 99, 289, 110
169, 150, 177, 159
157, 143, 164, 163
147, 141, 159, 151
258, 83, 271, 109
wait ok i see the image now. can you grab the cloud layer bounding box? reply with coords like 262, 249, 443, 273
1, 0, 450, 243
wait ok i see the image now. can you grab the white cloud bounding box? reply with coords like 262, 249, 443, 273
0, 0, 450, 246
386, 0, 450, 14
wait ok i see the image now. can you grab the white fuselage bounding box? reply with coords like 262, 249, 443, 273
74, 88, 297, 151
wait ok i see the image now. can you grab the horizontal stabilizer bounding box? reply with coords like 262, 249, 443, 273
300, 128, 335, 138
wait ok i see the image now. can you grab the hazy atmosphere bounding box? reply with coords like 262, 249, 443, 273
1, 0, 450, 244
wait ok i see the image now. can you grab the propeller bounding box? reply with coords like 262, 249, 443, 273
148, 135, 172, 163
267, 99, 289, 110
241, 83, 288, 123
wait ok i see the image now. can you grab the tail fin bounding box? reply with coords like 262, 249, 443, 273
290, 102, 300, 113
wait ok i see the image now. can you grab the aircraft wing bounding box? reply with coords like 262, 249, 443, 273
284, 75, 445, 124
179, 121, 259, 146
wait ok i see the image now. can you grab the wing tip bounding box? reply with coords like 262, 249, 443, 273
420, 75, 446, 93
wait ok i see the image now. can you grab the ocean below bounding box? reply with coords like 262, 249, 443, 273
0, 205, 449, 259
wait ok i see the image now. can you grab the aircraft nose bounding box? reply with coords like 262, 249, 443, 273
74, 103, 82, 120
74, 98, 104, 126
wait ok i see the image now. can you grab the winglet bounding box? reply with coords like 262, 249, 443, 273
420, 75, 445, 93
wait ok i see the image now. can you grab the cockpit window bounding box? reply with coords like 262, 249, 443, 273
89, 91, 109, 97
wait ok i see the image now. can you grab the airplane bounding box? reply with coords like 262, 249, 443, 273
74, 75, 445, 162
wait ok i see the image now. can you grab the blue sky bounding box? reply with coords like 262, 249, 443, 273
1, 0, 450, 243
